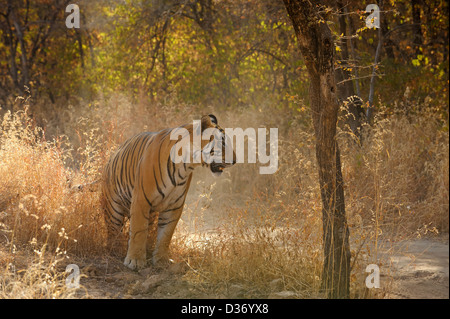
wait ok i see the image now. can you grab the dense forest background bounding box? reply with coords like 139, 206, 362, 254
0, 0, 448, 299
0, 0, 448, 114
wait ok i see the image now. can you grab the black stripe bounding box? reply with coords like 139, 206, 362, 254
161, 203, 184, 213
158, 143, 166, 188
113, 152, 126, 201
158, 218, 178, 227
143, 187, 153, 208
107, 193, 124, 208
167, 155, 176, 186
128, 135, 150, 191
136, 134, 151, 159
153, 166, 165, 199
172, 161, 177, 184
105, 206, 123, 226
140, 172, 154, 208
107, 213, 123, 227
120, 148, 130, 194
107, 189, 130, 213
105, 201, 126, 226
159, 128, 172, 141
123, 137, 139, 190
173, 187, 188, 204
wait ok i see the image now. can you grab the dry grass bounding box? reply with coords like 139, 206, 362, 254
341, 109, 449, 235
0, 95, 448, 298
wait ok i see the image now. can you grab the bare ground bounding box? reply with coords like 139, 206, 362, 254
72, 236, 449, 299
381, 236, 449, 299
1, 236, 448, 299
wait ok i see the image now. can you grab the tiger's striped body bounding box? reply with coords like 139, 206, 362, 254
101, 115, 234, 269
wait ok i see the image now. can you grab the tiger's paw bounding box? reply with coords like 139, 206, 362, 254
124, 254, 147, 270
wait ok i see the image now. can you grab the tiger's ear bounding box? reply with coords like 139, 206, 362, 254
201, 114, 218, 131
208, 114, 218, 125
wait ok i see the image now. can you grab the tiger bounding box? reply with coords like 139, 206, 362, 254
101, 114, 236, 270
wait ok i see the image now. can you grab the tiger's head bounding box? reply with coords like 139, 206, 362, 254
200, 114, 236, 177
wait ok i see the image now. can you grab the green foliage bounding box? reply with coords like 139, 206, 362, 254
0, 0, 448, 116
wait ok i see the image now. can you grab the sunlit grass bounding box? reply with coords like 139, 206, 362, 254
0, 96, 447, 298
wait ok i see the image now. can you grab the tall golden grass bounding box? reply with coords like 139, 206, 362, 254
0, 95, 448, 298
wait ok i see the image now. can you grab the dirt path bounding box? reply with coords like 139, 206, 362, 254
382, 238, 449, 299
73, 237, 449, 299
2, 236, 447, 299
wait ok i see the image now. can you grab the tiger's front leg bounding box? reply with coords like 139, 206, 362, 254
124, 192, 152, 270
152, 207, 183, 266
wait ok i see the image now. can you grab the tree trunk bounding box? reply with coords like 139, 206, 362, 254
367, 0, 384, 124
9, 3, 29, 91
381, 8, 395, 60
282, 0, 351, 299
336, 0, 354, 100
336, 0, 363, 137
346, 6, 361, 97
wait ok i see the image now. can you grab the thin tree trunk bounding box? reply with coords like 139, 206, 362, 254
87, 32, 96, 68
381, 10, 395, 59
6, 29, 20, 90
10, 6, 29, 90
336, 0, 354, 100
336, 0, 363, 137
346, 6, 361, 97
282, 0, 351, 299
367, 0, 384, 123
76, 29, 85, 69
